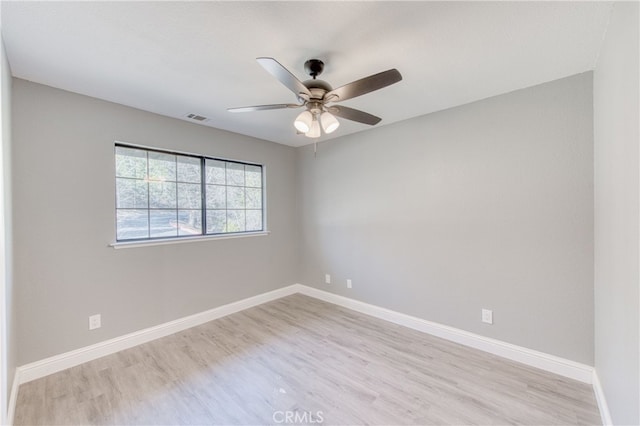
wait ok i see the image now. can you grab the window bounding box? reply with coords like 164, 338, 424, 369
115, 144, 264, 241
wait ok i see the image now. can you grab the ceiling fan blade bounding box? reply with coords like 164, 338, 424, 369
227, 104, 303, 113
328, 105, 382, 125
325, 69, 402, 103
257, 57, 312, 100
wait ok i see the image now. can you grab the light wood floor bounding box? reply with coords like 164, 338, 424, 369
15, 294, 601, 425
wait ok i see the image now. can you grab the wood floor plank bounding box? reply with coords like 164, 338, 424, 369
14, 294, 602, 425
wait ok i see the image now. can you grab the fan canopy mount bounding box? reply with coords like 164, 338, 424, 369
304, 59, 325, 79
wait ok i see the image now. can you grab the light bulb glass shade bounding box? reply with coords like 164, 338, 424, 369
320, 112, 340, 134
294, 111, 313, 133
306, 118, 321, 138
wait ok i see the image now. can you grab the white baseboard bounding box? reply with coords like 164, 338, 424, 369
296, 285, 595, 384
6, 369, 18, 426
11, 283, 601, 425
592, 369, 612, 425
16, 285, 300, 385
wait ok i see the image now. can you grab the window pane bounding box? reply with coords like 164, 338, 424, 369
245, 165, 262, 188
206, 185, 226, 209
227, 186, 245, 209
116, 178, 148, 209
227, 210, 246, 233
226, 163, 245, 186
245, 187, 261, 209
177, 156, 201, 183
178, 210, 201, 236
206, 159, 225, 184
150, 210, 177, 238
115, 145, 264, 240
246, 210, 263, 231
178, 183, 201, 209
117, 209, 149, 240
149, 181, 177, 209
148, 152, 176, 182
206, 210, 226, 234
116, 147, 147, 179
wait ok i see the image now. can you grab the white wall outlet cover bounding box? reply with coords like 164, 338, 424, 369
325, 274, 331, 284
89, 314, 101, 330
482, 309, 493, 324
347, 279, 352, 289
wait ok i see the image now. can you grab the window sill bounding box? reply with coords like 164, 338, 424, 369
110, 231, 270, 249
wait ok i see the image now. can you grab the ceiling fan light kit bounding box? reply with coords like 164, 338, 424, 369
306, 117, 321, 138
228, 57, 403, 139
294, 110, 313, 133
295, 109, 339, 138
320, 111, 340, 134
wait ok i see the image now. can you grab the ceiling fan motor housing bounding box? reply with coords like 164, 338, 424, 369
304, 80, 332, 99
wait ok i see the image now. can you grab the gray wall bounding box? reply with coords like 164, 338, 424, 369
12, 79, 298, 365
1, 34, 16, 422
297, 73, 594, 364
594, 2, 640, 424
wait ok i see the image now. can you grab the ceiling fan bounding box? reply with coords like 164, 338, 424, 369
228, 58, 403, 138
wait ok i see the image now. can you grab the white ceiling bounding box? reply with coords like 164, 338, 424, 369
2, 1, 612, 147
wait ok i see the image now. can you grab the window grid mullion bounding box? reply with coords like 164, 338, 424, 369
146, 151, 151, 239
174, 155, 178, 237
224, 162, 228, 233
201, 157, 206, 236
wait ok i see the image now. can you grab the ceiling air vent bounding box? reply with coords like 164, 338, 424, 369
185, 113, 208, 122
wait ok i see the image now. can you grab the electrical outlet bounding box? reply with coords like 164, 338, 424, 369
325, 274, 331, 284
347, 279, 352, 289
482, 309, 493, 325
89, 314, 101, 330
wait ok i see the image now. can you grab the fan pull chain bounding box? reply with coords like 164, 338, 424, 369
314, 142, 317, 158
